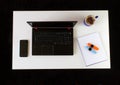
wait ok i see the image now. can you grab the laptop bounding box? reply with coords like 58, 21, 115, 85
27, 21, 77, 55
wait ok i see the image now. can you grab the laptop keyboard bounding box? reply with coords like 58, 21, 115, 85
32, 28, 73, 55
33, 31, 73, 45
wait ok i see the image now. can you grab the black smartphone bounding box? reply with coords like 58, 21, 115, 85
20, 40, 28, 57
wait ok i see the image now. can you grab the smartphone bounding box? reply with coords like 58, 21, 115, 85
20, 40, 28, 57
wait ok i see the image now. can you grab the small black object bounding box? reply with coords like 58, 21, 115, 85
20, 40, 28, 57
88, 48, 92, 51
91, 44, 94, 47
95, 16, 98, 18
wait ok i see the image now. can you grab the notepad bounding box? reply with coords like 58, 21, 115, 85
78, 32, 108, 66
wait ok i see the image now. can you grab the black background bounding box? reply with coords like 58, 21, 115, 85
1, 0, 120, 85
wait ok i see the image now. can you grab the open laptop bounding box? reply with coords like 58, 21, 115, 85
27, 21, 77, 55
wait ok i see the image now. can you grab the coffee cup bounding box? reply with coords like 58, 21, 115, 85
84, 15, 98, 26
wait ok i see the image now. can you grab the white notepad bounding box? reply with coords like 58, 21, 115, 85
78, 32, 108, 66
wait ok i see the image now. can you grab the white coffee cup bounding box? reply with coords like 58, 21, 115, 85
84, 15, 98, 26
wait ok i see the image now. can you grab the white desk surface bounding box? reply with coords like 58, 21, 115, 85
12, 11, 110, 69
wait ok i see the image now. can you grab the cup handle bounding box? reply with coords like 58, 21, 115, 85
95, 16, 98, 19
